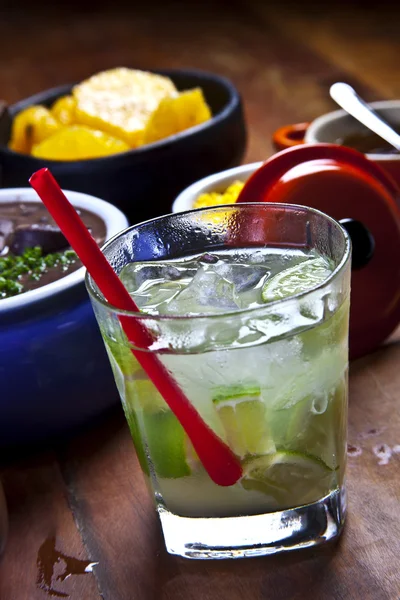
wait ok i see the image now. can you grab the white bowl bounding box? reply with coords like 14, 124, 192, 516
0, 187, 128, 313
172, 162, 262, 213
0, 188, 128, 448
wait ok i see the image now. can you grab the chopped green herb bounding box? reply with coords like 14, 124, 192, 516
0, 246, 77, 299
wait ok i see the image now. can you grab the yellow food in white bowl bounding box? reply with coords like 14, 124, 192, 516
172, 162, 262, 213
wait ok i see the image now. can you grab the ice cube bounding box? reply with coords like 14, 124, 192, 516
167, 266, 241, 314
119, 261, 192, 312
120, 261, 187, 293
214, 262, 269, 293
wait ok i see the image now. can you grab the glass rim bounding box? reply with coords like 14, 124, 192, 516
85, 202, 351, 321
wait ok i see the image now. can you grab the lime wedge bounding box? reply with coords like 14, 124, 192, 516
267, 356, 347, 473
104, 334, 143, 378
242, 450, 334, 508
213, 386, 275, 457
125, 378, 167, 413
261, 256, 333, 303
123, 403, 150, 476
124, 379, 191, 479
141, 410, 192, 479
104, 337, 192, 479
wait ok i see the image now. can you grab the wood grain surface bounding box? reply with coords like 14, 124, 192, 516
1, 1, 399, 598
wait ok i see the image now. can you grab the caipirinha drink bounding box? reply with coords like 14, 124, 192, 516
88, 204, 350, 559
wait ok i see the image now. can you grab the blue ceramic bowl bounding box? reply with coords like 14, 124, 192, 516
0, 188, 128, 448
0, 69, 247, 224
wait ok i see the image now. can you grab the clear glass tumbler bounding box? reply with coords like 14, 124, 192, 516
86, 203, 351, 559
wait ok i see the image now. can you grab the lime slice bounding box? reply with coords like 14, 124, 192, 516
125, 378, 167, 413
267, 357, 347, 473
103, 334, 144, 379
141, 410, 192, 479
123, 378, 191, 479
242, 450, 334, 508
123, 403, 150, 476
213, 386, 275, 457
104, 335, 192, 479
261, 256, 332, 303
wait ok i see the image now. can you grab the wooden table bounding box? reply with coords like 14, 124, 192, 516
1, 1, 399, 598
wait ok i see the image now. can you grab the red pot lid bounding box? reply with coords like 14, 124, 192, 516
236, 144, 400, 359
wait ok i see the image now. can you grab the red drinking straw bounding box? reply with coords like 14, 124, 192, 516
29, 168, 242, 487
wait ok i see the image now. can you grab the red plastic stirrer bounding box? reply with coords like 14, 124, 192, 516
29, 168, 242, 487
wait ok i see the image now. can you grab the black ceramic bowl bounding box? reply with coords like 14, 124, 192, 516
0, 69, 247, 224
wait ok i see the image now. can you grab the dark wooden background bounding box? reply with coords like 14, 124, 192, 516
0, 1, 399, 598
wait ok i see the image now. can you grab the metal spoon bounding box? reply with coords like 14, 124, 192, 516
329, 82, 400, 151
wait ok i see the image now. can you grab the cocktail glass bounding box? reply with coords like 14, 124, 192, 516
86, 203, 351, 559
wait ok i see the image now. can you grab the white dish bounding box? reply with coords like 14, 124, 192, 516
172, 162, 262, 213
0, 187, 128, 313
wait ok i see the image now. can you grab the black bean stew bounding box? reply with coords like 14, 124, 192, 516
0, 201, 106, 299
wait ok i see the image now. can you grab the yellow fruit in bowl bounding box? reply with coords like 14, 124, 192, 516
31, 125, 130, 161
51, 95, 76, 125
73, 68, 178, 147
8, 69, 214, 161
143, 88, 212, 145
193, 181, 244, 209
8, 106, 61, 154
